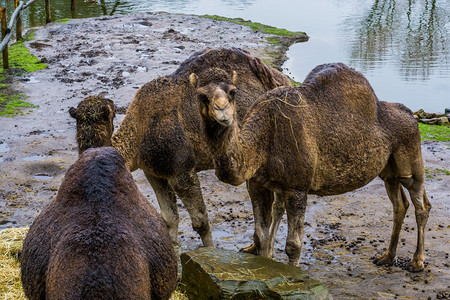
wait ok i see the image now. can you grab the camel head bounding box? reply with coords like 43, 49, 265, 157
190, 68, 237, 127
69, 95, 117, 154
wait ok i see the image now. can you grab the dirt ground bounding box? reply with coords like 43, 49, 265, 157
0, 13, 448, 299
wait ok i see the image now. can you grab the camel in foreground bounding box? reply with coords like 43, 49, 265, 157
69, 48, 291, 247
21, 147, 177, 299
194, 62, 431, 272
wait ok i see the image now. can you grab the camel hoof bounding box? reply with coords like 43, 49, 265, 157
407, 262, 424, 273
239, 243, 258, 255
373, 255, 394, 267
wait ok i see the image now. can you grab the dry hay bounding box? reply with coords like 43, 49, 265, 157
0, 227, 28, 300
0, 227, 187, 300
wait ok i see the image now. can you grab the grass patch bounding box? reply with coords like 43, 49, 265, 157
201, 15, 308, 46
419, 123, 450, 142
0, 227, 187, 299
54, 18, 71, 24
435, 168, 450, 175
0, 95, 37, 117
0, 31, 46, 117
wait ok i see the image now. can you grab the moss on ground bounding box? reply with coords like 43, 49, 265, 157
0, 31, 46, 117
201, 15, 308, 70
201, 15, 307, 42
419, 123, 450, 142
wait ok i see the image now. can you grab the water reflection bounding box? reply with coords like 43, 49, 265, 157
343, 0, 449, 81
0, 0, 448, 111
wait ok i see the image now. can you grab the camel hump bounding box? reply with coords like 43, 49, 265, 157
62, 147, 130, 204
303, 63, 379, 120
173, 47, 290, 89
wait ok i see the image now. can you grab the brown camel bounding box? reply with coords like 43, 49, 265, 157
69, 48, 291, 247
21, 147, 178, 299
194, 62, 431, 272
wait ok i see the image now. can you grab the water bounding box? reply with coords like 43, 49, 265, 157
1, 0, 448, 112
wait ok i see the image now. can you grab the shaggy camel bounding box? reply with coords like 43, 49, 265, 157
195, 62, 431, 272
69, 96, 117, 154
69, 48, 291, 247
21, 147, 177, 299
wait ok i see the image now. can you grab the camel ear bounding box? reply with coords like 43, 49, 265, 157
232, 71, 238, 85
189, 73, 198, 88
106, 99, 117, 116
69, 107, 77, 119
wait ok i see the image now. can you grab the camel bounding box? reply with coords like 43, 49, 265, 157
69, 95, 117, 154
194, 62, 431, 272
69, 48, 291, 247
21, 147, 178, 299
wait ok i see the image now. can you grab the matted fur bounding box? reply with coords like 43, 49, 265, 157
198, 62, 431, 272
70, 48, 291, 247
21, 147, 177, 299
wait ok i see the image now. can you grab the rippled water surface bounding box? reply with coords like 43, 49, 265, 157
1, 0, 448, 112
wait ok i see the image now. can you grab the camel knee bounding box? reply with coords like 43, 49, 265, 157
399, 176, 414, 189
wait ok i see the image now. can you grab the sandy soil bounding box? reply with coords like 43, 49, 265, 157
0, 13, 448, 299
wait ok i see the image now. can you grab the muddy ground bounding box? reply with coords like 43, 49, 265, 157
0, 13, 448, 299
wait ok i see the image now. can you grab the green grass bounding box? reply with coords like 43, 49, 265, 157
418, 123, 450, 142
201, 15, 308, 47
202, 15, 306, 37
0, 96, 37, 117
0, 32, 46, 117
435, 168, 450, 175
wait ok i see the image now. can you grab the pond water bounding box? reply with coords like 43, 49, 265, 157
1, 0, 449, 112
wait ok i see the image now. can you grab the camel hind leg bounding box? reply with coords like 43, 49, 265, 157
394, 145, 431, 272
399, 175, 431, 272
374, 171, 409, 267
377, 150, 431, 272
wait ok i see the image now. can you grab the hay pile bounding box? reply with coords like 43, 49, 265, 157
0, 228, 187, 299
0, 227, 28, 300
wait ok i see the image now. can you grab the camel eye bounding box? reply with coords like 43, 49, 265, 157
228, 87, 236, 99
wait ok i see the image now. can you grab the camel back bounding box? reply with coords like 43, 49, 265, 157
173, 47, 291, 90
302, 63, 379, 123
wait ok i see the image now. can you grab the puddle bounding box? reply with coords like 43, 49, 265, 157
23, 155, 47, 161
34, 173, 53, 179
0, 142, 10, 153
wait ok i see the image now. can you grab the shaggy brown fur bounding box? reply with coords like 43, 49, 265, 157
196, 62, 431, 272
21, 147, 177, 299
69, 96, 116, 154
69, 48, 291, 247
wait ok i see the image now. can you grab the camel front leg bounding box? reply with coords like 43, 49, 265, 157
144, 172, 179, 245
241, 180, 274, 257
285, 190, 308, 266
267, 192, 286, 257
169, 169, 214, 247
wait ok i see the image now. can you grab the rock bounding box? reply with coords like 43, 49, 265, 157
180, 247, 332, 300
420, 118, 439, 125
414, 109, 427, 120
437, 117, 449, 126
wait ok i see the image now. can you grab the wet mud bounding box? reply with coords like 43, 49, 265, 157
0, 13, 448, 299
